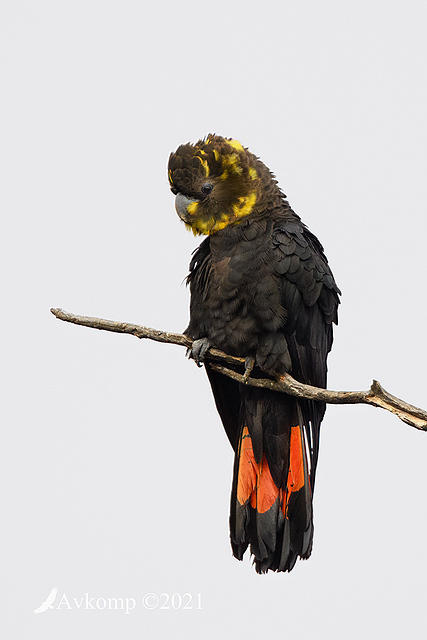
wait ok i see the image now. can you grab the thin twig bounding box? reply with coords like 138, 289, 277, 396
50, 307, 427, 431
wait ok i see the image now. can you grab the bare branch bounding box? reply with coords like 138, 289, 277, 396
50, 307, 427, 431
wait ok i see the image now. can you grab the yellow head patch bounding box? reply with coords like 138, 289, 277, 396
232, 191, 257, 218
170, 134, 260, 237
220, 153, 243, 179
226, 138, 245, 152
194, 152, 210, 177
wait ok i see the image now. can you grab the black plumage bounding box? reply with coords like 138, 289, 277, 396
168, 135, 340, 573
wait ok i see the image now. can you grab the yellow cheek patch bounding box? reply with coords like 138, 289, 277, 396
210, 216, 231, 232
187, 201, 199, 215
226, 139, 244, 152
186, 217, 216, 235
185, 191, 257, 235
232, 191, 257, 218
249, 167, 258, 180
168, 169, 174, 185
183, 190, 256, 236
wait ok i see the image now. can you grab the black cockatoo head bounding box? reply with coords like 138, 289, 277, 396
168, 134, 281, 235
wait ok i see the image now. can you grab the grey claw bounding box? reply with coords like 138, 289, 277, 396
189, 338, 211, 367
243, 357, 255, 383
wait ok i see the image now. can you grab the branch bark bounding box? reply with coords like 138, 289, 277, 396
50, 307, 427, 431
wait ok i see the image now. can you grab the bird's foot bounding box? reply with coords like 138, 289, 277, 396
243, 357, 255, 383
186, 337, 211, 367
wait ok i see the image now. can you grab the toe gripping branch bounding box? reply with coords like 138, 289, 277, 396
187, 337, 212, 367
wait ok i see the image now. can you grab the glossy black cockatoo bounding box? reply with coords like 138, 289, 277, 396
168, 135, 340, 573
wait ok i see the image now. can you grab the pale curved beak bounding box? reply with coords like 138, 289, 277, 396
175, 193, 198, 223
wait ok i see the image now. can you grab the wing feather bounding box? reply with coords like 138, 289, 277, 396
272, 218, 340, 485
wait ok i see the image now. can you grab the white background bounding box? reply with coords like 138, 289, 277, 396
2, 1, 427, 638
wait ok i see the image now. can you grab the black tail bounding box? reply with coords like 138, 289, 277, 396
229, 387, 314, 573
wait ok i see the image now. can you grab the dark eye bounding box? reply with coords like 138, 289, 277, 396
201, 183, 213, 196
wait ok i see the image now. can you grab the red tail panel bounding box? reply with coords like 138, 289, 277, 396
282, 425, 307, 516
237, 425, 308, 517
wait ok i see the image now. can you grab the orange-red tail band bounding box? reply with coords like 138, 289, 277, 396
237, 425, 307, 517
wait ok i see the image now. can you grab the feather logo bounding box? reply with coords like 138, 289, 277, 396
33, 587, 58, 614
